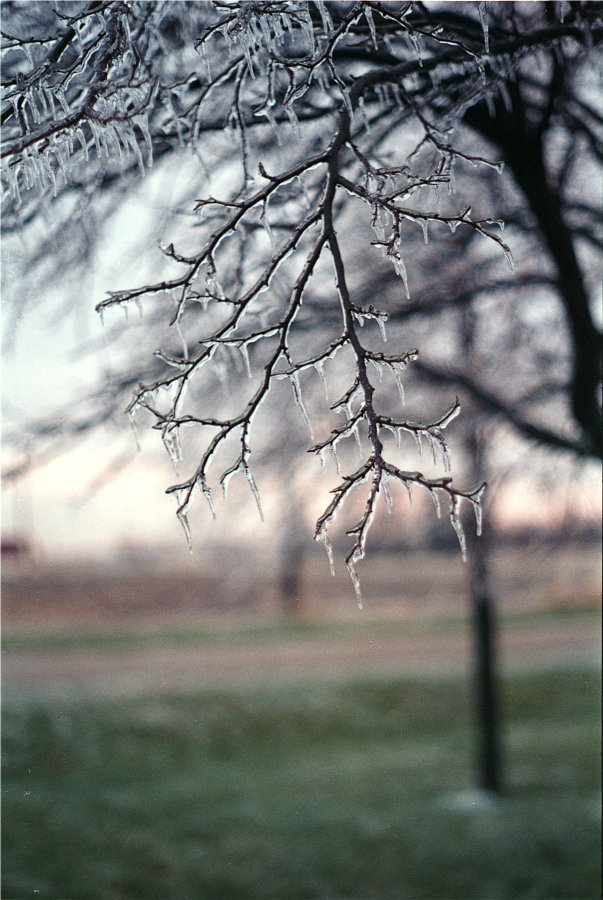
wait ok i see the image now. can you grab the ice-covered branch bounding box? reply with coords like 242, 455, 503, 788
4, 1, 599, 601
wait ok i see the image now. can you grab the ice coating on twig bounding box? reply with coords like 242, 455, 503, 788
478, 2, 490, 54
0, 0, 531, 601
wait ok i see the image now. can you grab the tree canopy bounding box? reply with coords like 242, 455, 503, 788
2, 1, 601, 599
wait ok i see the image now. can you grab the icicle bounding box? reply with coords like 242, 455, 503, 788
177, 506, 193, 552
221, 466, 236, 500
477, 2, 490, 54
162, 427, 182, 472
433, 181, 441, 213
412, 429, 423, 455
340, 85, 354, 121
382, 471, 393, 514
374, 84, 389, 108
239, 342, 252, 378
429, 487, 442, 518
370, 359, 384, 383
21, 40, 34, 68
470, 484, 486, 536
176, 319, 189, 361
350, 417, 362, 456
44, 85, 56, 120
75, 125, 89, 160
280, 12, 293, 38
346, 553, 364, 609
501, 243, 514, 272
377, 316, 388, 343
364, 6, 378, 49
260, 198, 274, 246
30, 154, 44, 192
316, 525, 335, 577
34, 85, 48, 120
314, 359, 329, 401
25, 88, 40, 125
197, 478, 216, 520
120, 9, 132, 46
290, 372, 314, 439
392, 250, 410, 299
107, 123, 125, 167
426, 432, 438, 466
417, 217, 429, 244
89, 120, 107, 164
391, 362, 406, 407
205, 259, 225, 299
240, 32, 256, 78
120, 127, 145, 178
21, 153, 34, 190
285, 103, 302, 137
258, 14, 274, 51
329, 443, 341, 475
127, 410, 141, 451
41, 151, 57, 197
242, 464, 264, 520
408, 30, 423, 66
52, 135, 71, 185
134, 114, 153, 168
473, 499, 483, 537
199, 40, 211, 81
55, 86, 70, 116
9, 162, 22, 206
449, 495, 467, 561
315, 0, 334, 34
271, 12, 284, 43
299, 6, 316, 54
440, 439, 452, 474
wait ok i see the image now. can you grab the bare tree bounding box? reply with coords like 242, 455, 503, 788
2, 2, 601, 605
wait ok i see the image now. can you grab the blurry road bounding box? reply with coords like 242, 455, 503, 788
3, 616, 600, 699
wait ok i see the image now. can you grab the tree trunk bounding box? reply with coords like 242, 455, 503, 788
279, 537, 304, 619
466, 510, 503, 794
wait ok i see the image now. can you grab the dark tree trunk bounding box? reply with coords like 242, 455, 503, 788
460, 390, 504, 795
464, 95, 602, 457
466, 509, 503, 794
279, 539, 304, 619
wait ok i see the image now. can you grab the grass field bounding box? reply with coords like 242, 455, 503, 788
2, 606, 598, 653
2, 664, 601, 900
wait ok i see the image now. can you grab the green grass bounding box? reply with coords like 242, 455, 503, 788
2, 667, 601, 899
3, 606, 599, 653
